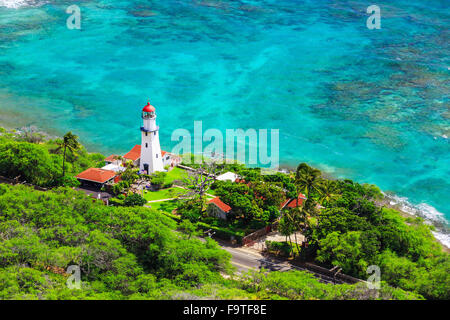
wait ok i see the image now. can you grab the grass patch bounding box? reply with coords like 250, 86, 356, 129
143, 187, 188, 201
149, 199, 179, 214
165, 167, 188, 184
206, 188, 218, 196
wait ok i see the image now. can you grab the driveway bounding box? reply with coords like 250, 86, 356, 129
246, 231, 305, 251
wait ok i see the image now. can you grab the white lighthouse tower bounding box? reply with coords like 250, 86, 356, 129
139, 101, 164, 174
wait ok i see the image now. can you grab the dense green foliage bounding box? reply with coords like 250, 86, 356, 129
295, 165, 450, 300
0, 184, 420, 300
0, 183, 428, 300
212, 180, 284, 224
123, 193, 147, 207
0, 128, 104, 187
213, 163, 450, 299
238, 270, 423, 300
0, 184, 232, 299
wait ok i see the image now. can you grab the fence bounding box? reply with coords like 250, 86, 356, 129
242, 222, 278, 246
291, 261, 364, 284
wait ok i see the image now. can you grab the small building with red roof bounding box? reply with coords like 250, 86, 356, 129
76, 168, 117, 189
104, 154, 121, 165
207, 197, 232, 220
123, 144, 142, 166
122, 144, 180, 170
280, 193, 307, 210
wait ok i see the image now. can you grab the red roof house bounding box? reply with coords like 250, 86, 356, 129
280, 193, 307, 209
207, 197, 232, 220
105, 154, 120, 162
122, 145, 170, 167
209, 197, 232, 212
123, 145, 141, 162
76, 168, 117, 185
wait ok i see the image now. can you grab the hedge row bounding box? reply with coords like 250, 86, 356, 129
197, 222, 244, 244
109, 197, 124, 206
161, 211, 182, 222
265, 240, 295, 257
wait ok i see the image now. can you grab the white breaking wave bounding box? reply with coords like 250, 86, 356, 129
0, 0, 46, 8
432, 231, 450, 249
386, 193, 450, 248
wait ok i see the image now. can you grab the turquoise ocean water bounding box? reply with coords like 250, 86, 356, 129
0, 1, 449, 242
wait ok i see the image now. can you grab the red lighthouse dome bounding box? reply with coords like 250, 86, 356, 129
142, 102, 155, 113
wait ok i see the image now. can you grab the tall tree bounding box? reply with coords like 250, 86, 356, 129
278, 215, 296, 257
295, 163, 322, 202
283, 204, 312, 257
318, 179, 340, 207
181, 158, 219, 213
55, 132, 80, 178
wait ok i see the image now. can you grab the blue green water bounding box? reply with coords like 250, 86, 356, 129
0, 1, 449, 230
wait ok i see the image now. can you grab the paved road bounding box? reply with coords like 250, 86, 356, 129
220, 243, 296, 273
218, 242, 344, 284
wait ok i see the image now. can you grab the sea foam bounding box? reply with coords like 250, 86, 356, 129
0, 0, 45, 8
386, 193, 450, 248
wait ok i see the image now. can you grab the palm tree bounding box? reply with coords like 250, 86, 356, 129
295, 163, 322, 201
55, 132, 80, 177
318, 179, 340, 207
278, 215, 295, 257
283, 207, 300, 257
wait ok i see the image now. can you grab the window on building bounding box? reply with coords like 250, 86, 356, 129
146, 143, 148, 148
156, 154, 158, 158
145, 132, 148, 136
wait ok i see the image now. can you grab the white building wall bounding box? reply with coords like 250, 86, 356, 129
140, 119, 164, 174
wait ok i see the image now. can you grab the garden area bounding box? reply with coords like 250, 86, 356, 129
143, 186, 188, 201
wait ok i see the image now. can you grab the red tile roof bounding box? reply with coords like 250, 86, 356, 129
281, 193, 307, 209
105, 154, 120, 162
209, 197, 232, 213
76, 168, 117, 183
123, 145, 168, 161
123, 145, 141, 161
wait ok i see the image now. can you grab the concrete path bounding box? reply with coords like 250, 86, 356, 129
147, 198, 176, 203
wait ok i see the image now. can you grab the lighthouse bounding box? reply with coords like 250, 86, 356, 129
139, 101, 164, 174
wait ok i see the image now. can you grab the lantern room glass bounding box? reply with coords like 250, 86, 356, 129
142, 111, 155, 119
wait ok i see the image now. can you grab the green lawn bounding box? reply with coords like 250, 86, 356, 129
143, 187, 188, 201
148, 199, 179, 214
165, 167, 188, 184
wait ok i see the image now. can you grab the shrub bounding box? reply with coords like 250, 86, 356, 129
265, 240, 292, 257
109, 197, 124, 206
54, 176, 80, 188
123, 193, 147, 207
